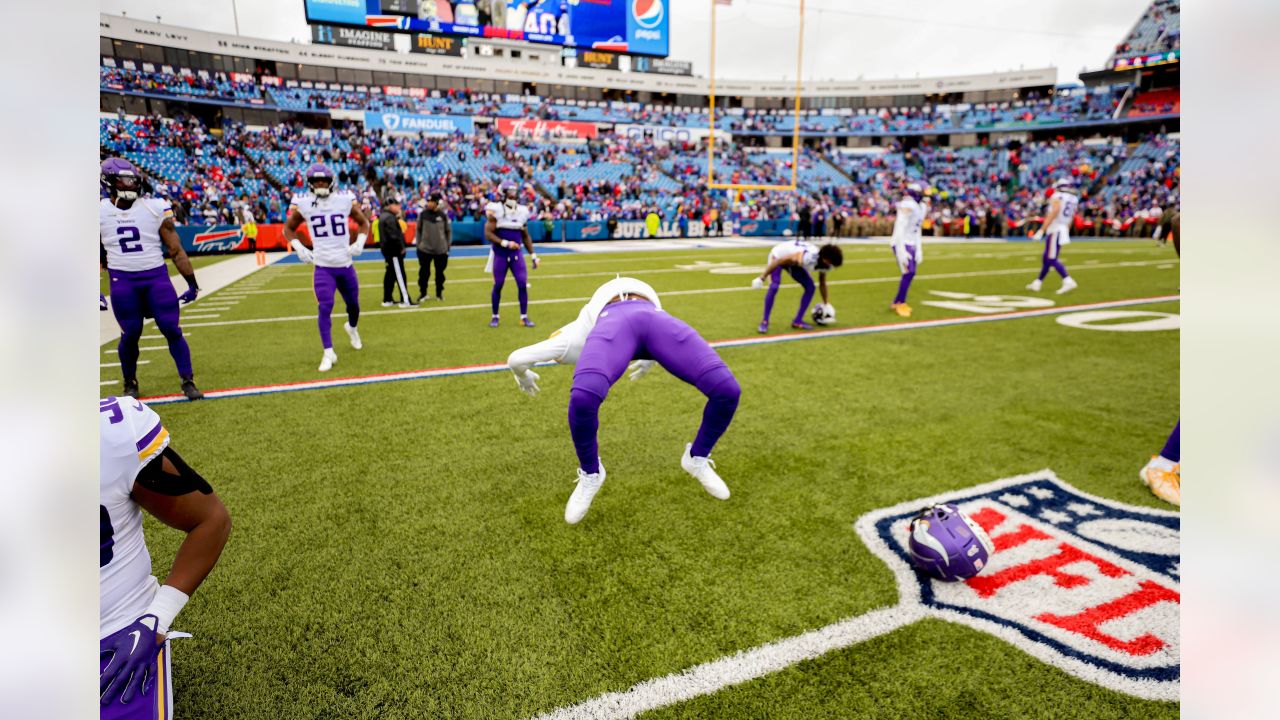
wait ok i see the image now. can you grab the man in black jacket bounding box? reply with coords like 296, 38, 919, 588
415, 194, 452, 302
379, 193, 414, 307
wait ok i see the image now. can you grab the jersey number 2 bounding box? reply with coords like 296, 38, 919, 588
117, 226, 142, 254
310, 214, 348, 239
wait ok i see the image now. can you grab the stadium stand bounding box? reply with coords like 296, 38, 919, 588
1109, 0, 1180, 65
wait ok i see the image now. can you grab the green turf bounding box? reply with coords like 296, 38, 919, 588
109, 240, 1179, 719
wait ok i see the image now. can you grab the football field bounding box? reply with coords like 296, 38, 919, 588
100, 239, 1180, 719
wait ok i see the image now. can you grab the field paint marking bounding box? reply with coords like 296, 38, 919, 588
231, 249, 1161, 295
102, 360, 150, 368
139, 295, 1178, 405
104, 345, 175, 354
140, 333, 190, 340
530, 605, 924, 720
173, 260, 1172, 331
100, 380, 117, 386
180, 313, 221, 320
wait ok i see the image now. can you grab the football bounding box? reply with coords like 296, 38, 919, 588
812, 303, 836, 325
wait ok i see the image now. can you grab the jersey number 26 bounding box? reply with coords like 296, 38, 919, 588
310, 214, 348, 239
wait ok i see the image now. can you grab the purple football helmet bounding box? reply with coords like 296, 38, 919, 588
101, 158, 142, 201
907, 503, 995, 582
905, 182, 924, 202
306, 163, 335, 197
500, 180, 519, 206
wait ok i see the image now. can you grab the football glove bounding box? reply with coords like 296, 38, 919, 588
1032, 228, 1045, 241
530, 253, 540, 270
627, 360, 655, 381
514, 369, 540, 397
751, 277, 765, 290
177, 287, 199, 304
348, 237, 365, 258
100, 615, 162, 706
100, 293, 108, 311
291, 240, 314, 264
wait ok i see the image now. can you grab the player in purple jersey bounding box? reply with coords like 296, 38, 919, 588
99, 159, 204, 401
282, 164, 372, 372
484, 181, 540, 328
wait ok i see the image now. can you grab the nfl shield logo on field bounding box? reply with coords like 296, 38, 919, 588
856, 470, 1179, 701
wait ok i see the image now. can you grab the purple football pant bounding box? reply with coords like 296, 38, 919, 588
568, 300, 741, 474
894, 246, 917, 305
109, 265, 192, 379
762, 265, 815, 325
99, 630, 172, 720
314, 265, 360, 349
1160, 420, 1180, 463
1038, 231, 1070, 281
491, 231, 528, 316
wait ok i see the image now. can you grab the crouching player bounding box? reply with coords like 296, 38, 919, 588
1026, 178, 1079, 295
751, 240, 844, 333
100, 395, 231, 718
507, 278, 741, 524
890, 182, 928, 317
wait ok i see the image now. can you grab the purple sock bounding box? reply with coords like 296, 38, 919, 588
689, 367, 741, 458
762, 267, 782, 322
792, 270, 816, 325
894, 270, 915, 304
567, 386, 603, 474
510, 256, 529, 315
1160, 421, 1180, 463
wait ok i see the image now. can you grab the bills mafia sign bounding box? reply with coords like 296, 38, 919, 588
856, 471, 1179, 701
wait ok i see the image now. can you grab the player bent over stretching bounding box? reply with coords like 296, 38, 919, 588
751, 239, 843, 333
507, 278, 741, 524
99, 158, 204, 400
283, 164, 372, 372
100, 395, 231, 718
1026, 177, 1079, 295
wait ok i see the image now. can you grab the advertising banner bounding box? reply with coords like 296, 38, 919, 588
633, 56, 692, 76
576, 50, 621, 70
409, 32, 465, 56
310, 23, 396, 51
363, 111, 475, 135
495, 118, 598, 141
302, 0, 671, 57
613, 123, 720, 146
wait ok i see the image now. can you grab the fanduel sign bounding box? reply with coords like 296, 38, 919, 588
363, 112, 474, 136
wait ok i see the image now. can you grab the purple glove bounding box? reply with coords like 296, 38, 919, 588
100, 615, 162, 706
177, 287, 199, 304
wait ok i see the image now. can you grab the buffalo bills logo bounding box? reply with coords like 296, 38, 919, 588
191, 229, 243, 252
581, 223, 606, 239
632, 0, 665, 29
856, 471, 1179, 700
740, 221, 760, 234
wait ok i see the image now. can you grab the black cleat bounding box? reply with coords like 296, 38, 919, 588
122, 379, 140, 399
180, 378, 204, 401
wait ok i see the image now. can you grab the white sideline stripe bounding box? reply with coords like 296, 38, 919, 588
100, 380, 117, 386
175, 260, 1171, 330
530, 605, 923, 720
237, 248, 1156, 295
101, 360, 150, 368
139, 295, 1178, 405
104, 346, 173, 354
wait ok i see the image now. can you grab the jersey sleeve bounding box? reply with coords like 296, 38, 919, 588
100, 396, 171, 493
145, 198, 175, 222
484, 202, 502, 219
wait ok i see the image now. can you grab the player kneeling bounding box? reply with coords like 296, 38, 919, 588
100, 396, 231, 718
507, 278, 741, 524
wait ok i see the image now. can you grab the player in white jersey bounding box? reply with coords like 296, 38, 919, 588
751, 239, 844, 333
100, 158, 204, 401
485, 180, 540, 327
889, 182, 929, 317
282, 164, 372, 372
99, 395, 230, 718
507, 277, 740, 523
1026, 177, 1079, 295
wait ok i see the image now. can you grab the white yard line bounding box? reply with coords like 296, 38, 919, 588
104, 346, 174, 354
530, 605, 923, 720
101, 360, 149, 368
174, 260, 1171, 331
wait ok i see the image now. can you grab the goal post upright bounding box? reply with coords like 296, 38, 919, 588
707, 0, 805, 192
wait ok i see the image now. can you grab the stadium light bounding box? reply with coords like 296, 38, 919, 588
707, 0, 805, 192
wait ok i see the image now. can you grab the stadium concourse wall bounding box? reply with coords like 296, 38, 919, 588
177, 219, 798, 254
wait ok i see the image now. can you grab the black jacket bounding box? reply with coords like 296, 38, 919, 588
379, 210, 405, 256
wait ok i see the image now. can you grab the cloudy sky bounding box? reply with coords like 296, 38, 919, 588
99, 0, 1151, 81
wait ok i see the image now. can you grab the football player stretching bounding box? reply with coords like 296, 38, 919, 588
751, 239, 844, 333
99, 395, 231, 718
507, 277, 741, 524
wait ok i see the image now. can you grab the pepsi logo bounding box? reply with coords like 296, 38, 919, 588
632, 0, 665, 30
856, 471, 1179, 701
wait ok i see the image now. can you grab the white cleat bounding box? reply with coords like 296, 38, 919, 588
1056, 277, 1078, 295
318, 348, 338, 372
681, 444, 730, 500
1025, 279, 1042, 292
565, 461, 606, 524
344, 322, 362, 350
